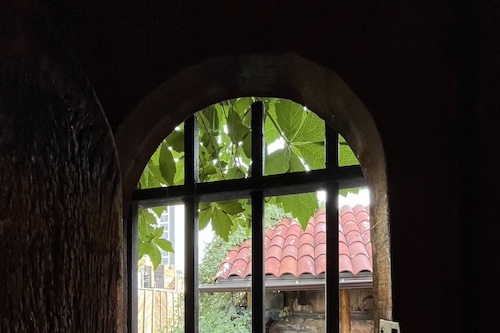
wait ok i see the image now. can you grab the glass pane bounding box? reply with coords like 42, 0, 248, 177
198, 200, 252, 332
264, 99, 325, 176
197, 98, 252, 183
138, 125, 185, 189
339, 134, 360, 167
264, 193, 326, 331
337, 186, 373, 331
137, 205, 185, 332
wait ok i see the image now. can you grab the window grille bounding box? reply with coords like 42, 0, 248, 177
130, 101, 366, 332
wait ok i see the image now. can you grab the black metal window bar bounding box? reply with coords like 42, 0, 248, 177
130, 101, 366, 333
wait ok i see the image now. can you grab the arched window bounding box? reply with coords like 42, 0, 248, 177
132, 97, 370, 332
116, 54, 391, 333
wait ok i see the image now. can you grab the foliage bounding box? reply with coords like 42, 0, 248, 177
278, 306, 290, 321
137, 97, 360, 269
198, 205, 287, 332
137, 208, 175, 270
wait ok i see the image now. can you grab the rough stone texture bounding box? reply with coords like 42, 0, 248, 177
0, 2, 123, 331
268, 318, 373, 333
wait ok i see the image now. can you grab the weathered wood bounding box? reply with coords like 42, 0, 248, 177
0, 3, 123, 331
340, 289, 351, 333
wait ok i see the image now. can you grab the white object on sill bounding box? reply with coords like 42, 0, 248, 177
380, 319, 401, 333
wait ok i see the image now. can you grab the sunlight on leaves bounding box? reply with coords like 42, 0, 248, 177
138, 97, 363, 264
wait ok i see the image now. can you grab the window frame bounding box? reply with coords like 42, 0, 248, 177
129, 101, 367, 332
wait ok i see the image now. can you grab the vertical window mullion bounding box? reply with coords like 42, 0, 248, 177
251, 102, 265, 333
184, 116, 199, 332
326, 126, 340, 333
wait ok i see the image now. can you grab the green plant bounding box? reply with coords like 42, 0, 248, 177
279, 306, 291, 321
197, 205, 288, 332
137, 97, 360, 269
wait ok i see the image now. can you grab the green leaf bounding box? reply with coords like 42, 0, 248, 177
265, 196, 277, 206
265, 147, 291, 175
159, 143, 176, 185
264, 107, 281, 145
148, 244, 162, 270
237, 146, 251, 171
152, 207, 165, 219
138, 163, 164, 189
295, 142, 325, 170
173, 156, 185, 185
339, 187, 361, 197
293, 111, 325, 143
203, 163, 217, 175
138, 218, 154, 242
234, 97, 252, 115
201, 105, 220, 133
339, 135, 359, 166
217, 200, 245, 215
226, 166, 245, 180
275, 99, 304, 142
288, 150, 306, 172
140, 210, 158, 225
150, 147, 161, 164
277, 193, 319, 229
155, 238, 174, 253
165, 130, 184, 152
212, 207, 233, 241
152, 226, 164, 239
242, 133, 252, 159
138, 241, 153, 259
198, 203, 213, 230
227, 108, 250, 144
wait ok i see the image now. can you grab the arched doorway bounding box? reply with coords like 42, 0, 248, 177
115, 53, 391, 331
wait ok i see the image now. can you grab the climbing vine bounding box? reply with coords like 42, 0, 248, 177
137, 97, 359, 269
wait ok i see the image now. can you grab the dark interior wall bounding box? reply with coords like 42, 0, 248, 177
0, 1, 124, 331
80, 3, 498, 332
1, 1, 498, 332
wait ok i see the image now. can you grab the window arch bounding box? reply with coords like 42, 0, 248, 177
116, 53, 391, 332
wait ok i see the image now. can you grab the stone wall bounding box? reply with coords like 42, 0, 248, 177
268, 318, 373, 333
265, 289, 374, 333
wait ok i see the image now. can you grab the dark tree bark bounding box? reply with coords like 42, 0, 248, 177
0, 1, 123, 331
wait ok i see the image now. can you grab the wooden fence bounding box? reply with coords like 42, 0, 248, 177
138, 288, 184, 333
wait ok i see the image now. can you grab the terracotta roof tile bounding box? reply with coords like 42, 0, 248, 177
283, 245, 299, 259
351, 255, 372, 275
315, 231, 326, 245
339, 254, 354, 273
284, 233, 300, 248
299, 233, 314, 247
266, 245, 283, 260
339, 242, 349, 256
297, 255, 315, 275
230, 258, 250, 278
269, 235, 285, 248
215, 205, 372, 280
279, 256, 299, 276
265, 257, 280, 276
314, 243, 326, 259
298, 243, 314, 259
315, 254, 326, 274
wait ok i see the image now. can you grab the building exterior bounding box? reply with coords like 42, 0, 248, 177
201, 206, 374, 332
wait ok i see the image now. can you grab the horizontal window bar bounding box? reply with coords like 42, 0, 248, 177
133, 166, 365, 207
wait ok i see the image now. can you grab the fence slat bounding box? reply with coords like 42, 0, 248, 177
137, 288, 184, 333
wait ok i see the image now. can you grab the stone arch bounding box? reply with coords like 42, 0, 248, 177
115, 53, 392, 327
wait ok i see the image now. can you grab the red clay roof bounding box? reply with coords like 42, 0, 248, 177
215, 205, 372, 280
